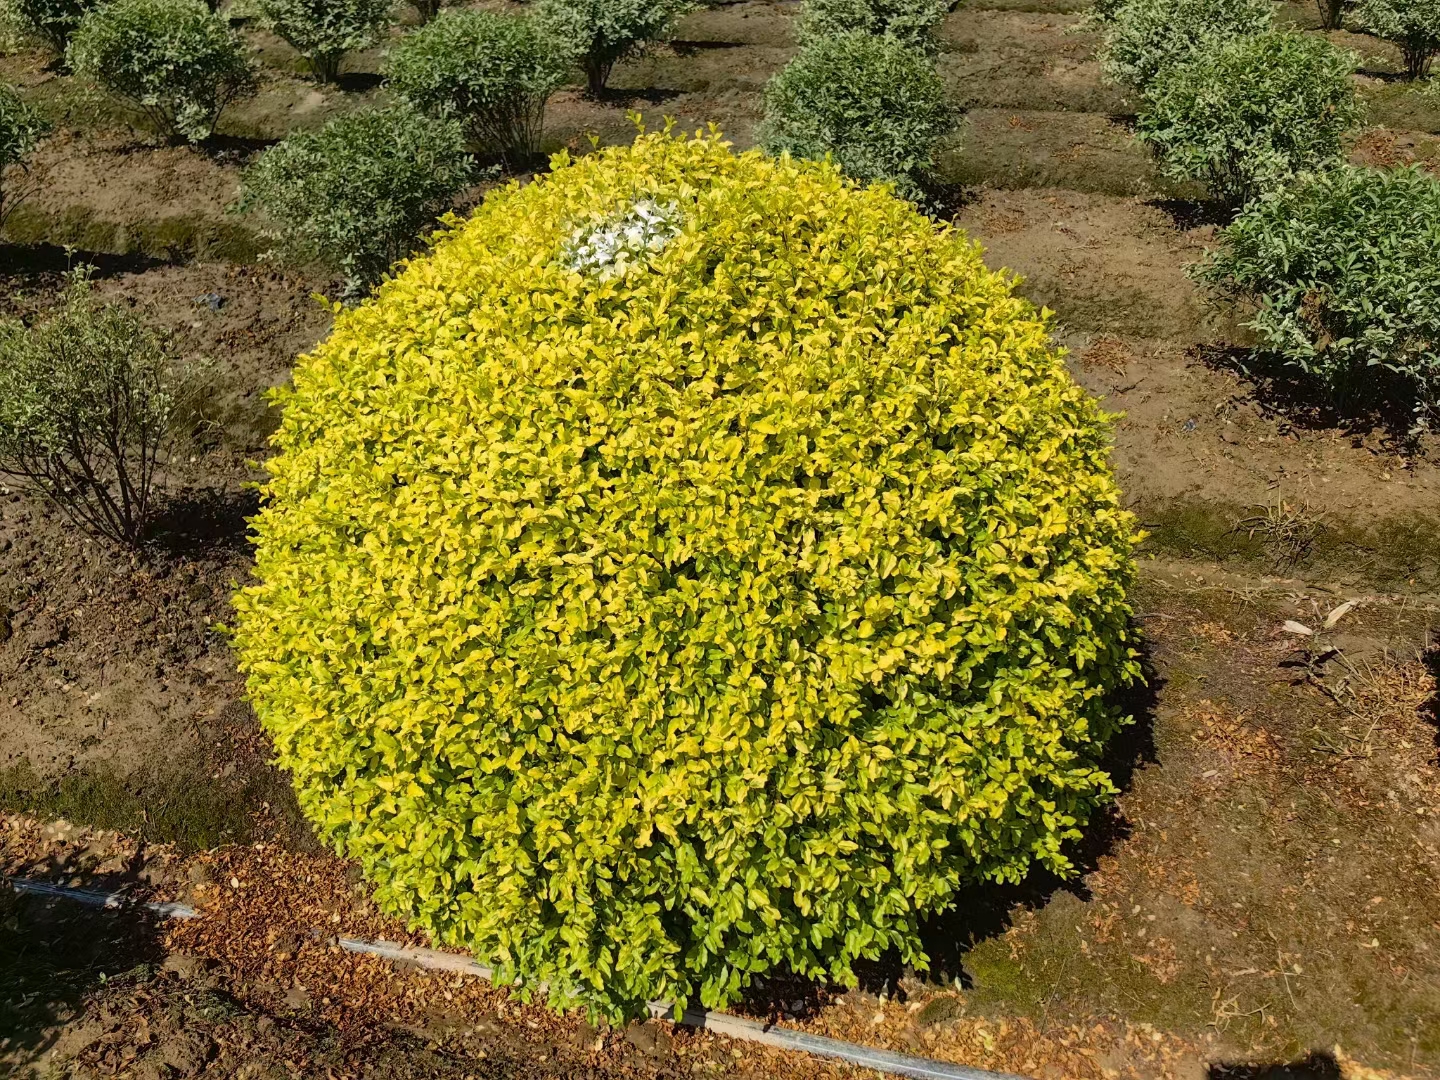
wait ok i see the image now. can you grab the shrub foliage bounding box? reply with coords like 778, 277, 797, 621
534, 0, 694, 96
1136, 33, 1362, 206
385, 9, 570, 163
0, 82, 48, 226
1099, 0, 1272, 91
253, 0, 393, 83
12, 0, 100, 54
796, 0, 950, 51
758, 31, 953, 197
238, 103, 473, 293
0, 272, 194, 546
1354, 0, 1440, 79
232, 130, 1140, 1020
1194, 165, 1440, 417
69, 0, 256, 144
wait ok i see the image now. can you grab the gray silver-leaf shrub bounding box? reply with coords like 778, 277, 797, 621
0, 271, 199, 547
1353, 0, 1440, 79
759, 31, 953, 200
253, 0, 394, 83
0, 82, 48, 226
1136, 32, 1363, 206
796, 0, 951, 52
533, 0, 696, 97
385, 8, 572, 164
68, 0, 257, 144
1194, 165, 1440, 421
1099, 0, 1272, 92
238, 103, 475, 294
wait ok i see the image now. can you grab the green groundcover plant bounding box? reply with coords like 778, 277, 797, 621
758, 31, 953, 198
69, 0, 257, 144
1194, 165, 1440, 418
385, 8, 571, 163
1136, 32, 1362, 206
232, 128, 1141, 1021
1353, 0, 1440, 79
534, 0, 694, 96
1099, 0, 1272, 91
237, 102, 474, 292
796, 0, 950, 51
253, 0, 393, 83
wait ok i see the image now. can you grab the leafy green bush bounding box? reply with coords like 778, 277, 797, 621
796, 0, 950, 51
385, 9, 570, 163
238, 103, 473, 292
1099, 0, 1272, 91
1136, 33, 1362, 205
68, 0, 256, 144
1354, 0, 1440, 79
1194, 165, 1440, 417
534, 0, 694, 96
0, 272, 196, 546
0, 82, 48, 226
231, 129, 1140, 1022
12, 0, 100, 54
758, 31, 953, 198
253, 0, 393, 83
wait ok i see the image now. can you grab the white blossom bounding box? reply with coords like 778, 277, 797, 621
562, 198, 681, 280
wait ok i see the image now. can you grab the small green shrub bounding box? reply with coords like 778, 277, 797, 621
1099, 0, 1272, 91
1354, 0, 1440, 79
0, 271, 196, 546
796, 0, 950, 51
1136, 33, 1362, 205
238, 103, 474, 292
385, 9, 570, 163
231, 128, 1140, 1023
758, 31, 953, 198
533, 0, 694, 96
1194, 165, 1440, 417
68, 0, 256, 144
12, 0, 100, 55
0, 82, 48, 226
253, 0, 394, 83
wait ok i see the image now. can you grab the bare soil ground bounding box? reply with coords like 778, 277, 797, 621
2, 0, 1439, 1077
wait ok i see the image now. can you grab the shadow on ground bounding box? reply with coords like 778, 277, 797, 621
1193, 344, 1431, 446
0, 882, 166, 1067
1208, 1050, 1343, 1080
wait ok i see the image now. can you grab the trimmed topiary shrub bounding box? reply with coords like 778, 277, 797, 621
231, 129, 1141, 1021
758, 31, 953, 198
385, 8, 571, 164
1194, 164, 1440, 419
1353, 0, 1440, 79
1136, 32, 1362, 206
1099, 0, 1272, 91
12, 0, 100, 55
68, 0, 257, 144
253, 0, 394, 83
533, 0, 694, 96
796, 0, 950, 51
237, 102, 473, 293
0, 82, 48, 227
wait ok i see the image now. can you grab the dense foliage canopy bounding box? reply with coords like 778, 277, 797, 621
233, 130, 1140, 1020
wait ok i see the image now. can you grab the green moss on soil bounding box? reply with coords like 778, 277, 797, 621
3, 204, 263, 263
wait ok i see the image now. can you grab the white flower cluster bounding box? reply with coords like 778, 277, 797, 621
562, 198, 681, 280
